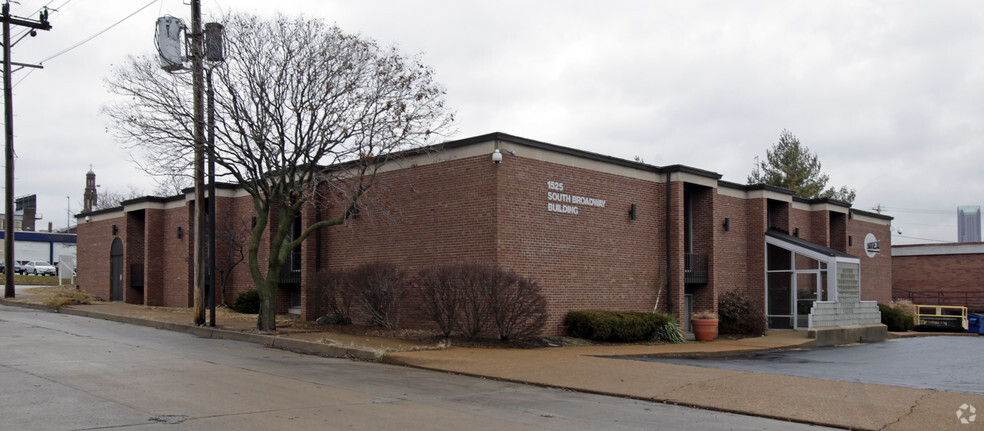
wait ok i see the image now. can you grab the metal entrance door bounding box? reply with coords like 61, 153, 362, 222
110, 238, 123, 302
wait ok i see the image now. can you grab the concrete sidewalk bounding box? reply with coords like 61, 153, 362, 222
2, 296, 979, 430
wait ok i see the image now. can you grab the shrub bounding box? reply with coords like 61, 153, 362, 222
891, 299, 916, 322
310, 269, 353, 325
42, 287, 94, 309
564, 310, 683, 343
879, 303, 915, 331
655, 315, 686, 343
347, 262, 406, 329
233, 289, 261, 314
416, 264, 469, 337
718, 290, 767, 337
479, 268, 546, 340
417, 263, 547, 340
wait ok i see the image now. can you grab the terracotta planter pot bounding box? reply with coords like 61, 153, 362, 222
691, 318, 718, 342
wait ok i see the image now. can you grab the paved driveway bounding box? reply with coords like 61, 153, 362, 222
0, 305, 835, 430
626, 336, 984, 394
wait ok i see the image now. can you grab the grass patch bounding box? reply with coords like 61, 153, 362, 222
41, 287, 94, 309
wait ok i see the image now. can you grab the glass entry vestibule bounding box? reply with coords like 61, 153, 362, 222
764, 230, 858, 330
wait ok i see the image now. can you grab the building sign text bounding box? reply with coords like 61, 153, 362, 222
546, 181, 606, 215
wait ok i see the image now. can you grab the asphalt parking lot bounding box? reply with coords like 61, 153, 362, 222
624, 335, 984, 395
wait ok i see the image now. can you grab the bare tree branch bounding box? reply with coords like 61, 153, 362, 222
104, 13, 453, 330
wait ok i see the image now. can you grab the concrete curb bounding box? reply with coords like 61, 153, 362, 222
0, 299, 383, 361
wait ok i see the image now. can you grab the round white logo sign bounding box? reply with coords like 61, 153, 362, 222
864, 233, 880, 258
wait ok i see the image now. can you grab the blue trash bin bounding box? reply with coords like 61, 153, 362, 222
968, 314, 983, 335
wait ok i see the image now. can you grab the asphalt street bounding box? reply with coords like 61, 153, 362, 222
0, 304, 838, 431
629, 336, 984, 395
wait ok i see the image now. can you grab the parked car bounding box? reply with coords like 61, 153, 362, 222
2, 260, 26, 274
24, 261, 56, 276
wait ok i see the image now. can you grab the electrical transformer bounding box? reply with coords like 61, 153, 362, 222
156, 16, 186, 72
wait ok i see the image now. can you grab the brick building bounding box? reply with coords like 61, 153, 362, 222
76, 133, 892, 340
892, 243, 984, 311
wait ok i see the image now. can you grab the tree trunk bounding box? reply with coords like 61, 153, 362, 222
256, 280, 277, 331
256, 265, 281, 331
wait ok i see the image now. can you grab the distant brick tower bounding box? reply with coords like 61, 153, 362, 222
83, 167, 97, 213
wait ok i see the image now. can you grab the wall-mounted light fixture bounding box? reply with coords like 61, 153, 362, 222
112, 224, 118, 236
177, 226, 183, 239
628, 203, 637, 220
848, 236, 853, 246
723, 217, 730, 232
793, 227, 800, 237
492, 148, 502, 164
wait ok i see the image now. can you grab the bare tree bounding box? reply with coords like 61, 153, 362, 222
105, 13, 452, 330
152, 174, 193, 197
214, 215, 250, 306
89, 185, 145, 211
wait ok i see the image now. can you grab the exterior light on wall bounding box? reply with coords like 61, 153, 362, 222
794, 227, 800, 237
177, 226, 183, 239
492, 148, 502, 164
628, 203, 637, 220
112, 224, 118, 236
723, 217, 730, 232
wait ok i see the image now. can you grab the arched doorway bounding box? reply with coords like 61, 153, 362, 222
110, 238, 123, 302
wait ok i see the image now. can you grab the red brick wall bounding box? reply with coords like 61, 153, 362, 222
495, 157, 666, 334
892, 246, 984, 302
714, 193, 752, 301
789, 207, 813, 242
847, 217, 892, 304
743, 198, 768, 313
144, 209, 165, 306
318, 155, 499, 329
161, 204, 193, 307
77, 216, 124, 300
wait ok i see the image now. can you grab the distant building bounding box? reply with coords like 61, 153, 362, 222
0, 193, 76, 265
83, 168, 98, 213
957, 205, 981, 243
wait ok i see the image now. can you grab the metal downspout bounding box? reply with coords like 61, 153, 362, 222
665, 173, 673, 313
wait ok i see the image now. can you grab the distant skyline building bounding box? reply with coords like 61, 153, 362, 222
958, 205, 981, 243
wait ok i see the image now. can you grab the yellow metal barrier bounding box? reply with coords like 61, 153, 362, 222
914, 305, 968, 331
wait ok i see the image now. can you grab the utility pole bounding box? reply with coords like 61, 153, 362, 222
204, 22, 225, 327
3, 3, 51, 298
190, 0, 206, 325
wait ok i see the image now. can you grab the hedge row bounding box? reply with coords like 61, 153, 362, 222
564, 310, 684, 343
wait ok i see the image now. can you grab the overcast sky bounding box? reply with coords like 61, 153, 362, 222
7, 0, 983, 245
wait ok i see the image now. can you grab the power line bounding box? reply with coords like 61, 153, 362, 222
893, 233, 952, 243
12, 0, 156, 87
37, 0, 157, 64
11, 0, 63, 40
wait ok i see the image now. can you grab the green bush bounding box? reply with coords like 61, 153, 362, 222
233, 289, 261, 314
718, 290, 767, 337
879, 303, 915, 331
564, 310, 682, 343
